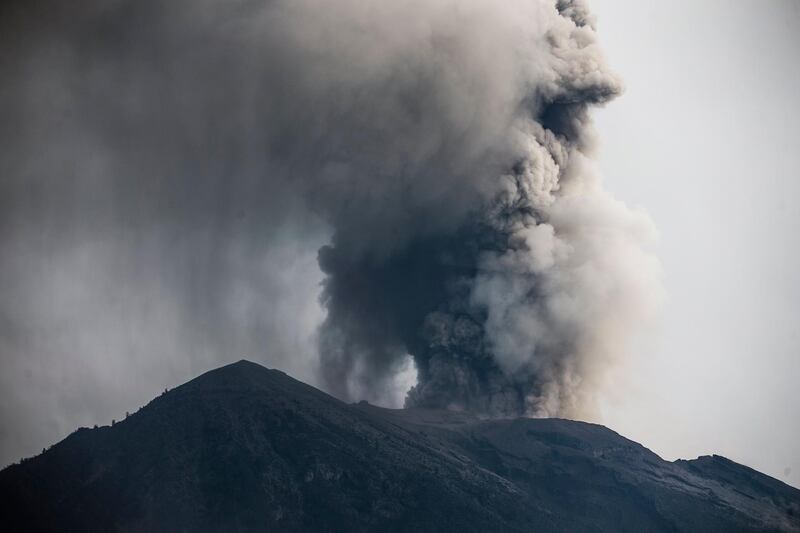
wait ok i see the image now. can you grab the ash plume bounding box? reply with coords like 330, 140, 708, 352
312, 0, 661, 417
0, 0, 661, 458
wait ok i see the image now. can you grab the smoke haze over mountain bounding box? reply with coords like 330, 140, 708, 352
0, 0, 661, 467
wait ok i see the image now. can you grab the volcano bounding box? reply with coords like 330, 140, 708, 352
1, 360, 797, 532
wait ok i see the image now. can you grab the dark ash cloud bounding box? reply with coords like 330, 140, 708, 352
0, 0, 660, 465
311, 0, 661, 416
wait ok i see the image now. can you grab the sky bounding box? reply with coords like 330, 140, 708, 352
591, 0, 800, 486
0, 0, 798, 489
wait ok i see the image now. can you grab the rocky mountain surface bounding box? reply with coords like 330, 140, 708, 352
1, 360, 798, 532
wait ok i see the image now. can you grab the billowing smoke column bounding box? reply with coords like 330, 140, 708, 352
0, 0, 660, 435
312, 0, 660, 417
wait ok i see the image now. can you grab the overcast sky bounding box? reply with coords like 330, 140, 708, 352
591, 0, 800, 487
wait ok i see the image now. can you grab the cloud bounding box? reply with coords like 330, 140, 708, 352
0, 0, 661, 465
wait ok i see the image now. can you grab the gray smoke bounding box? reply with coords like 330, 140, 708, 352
0, 0, 660, 465
311, 0, 662, 417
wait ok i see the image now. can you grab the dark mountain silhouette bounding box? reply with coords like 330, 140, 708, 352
1, 360, 798, 532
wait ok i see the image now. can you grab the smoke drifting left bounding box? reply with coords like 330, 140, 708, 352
0, 0, 660, 466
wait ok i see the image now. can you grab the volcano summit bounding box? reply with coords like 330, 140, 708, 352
1, 360, 797, 532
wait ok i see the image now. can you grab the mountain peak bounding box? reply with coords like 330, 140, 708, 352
1, 362, 798, 532
228, 358, 263, 368
195, 357, 275, 378
176, 358, 295, 394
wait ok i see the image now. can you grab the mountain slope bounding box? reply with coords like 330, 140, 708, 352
1, 360, 798, 532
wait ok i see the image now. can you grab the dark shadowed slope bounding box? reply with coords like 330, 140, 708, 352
1, 360, 798, 532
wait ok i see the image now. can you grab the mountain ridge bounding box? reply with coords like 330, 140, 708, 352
2, 359, 798, 532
